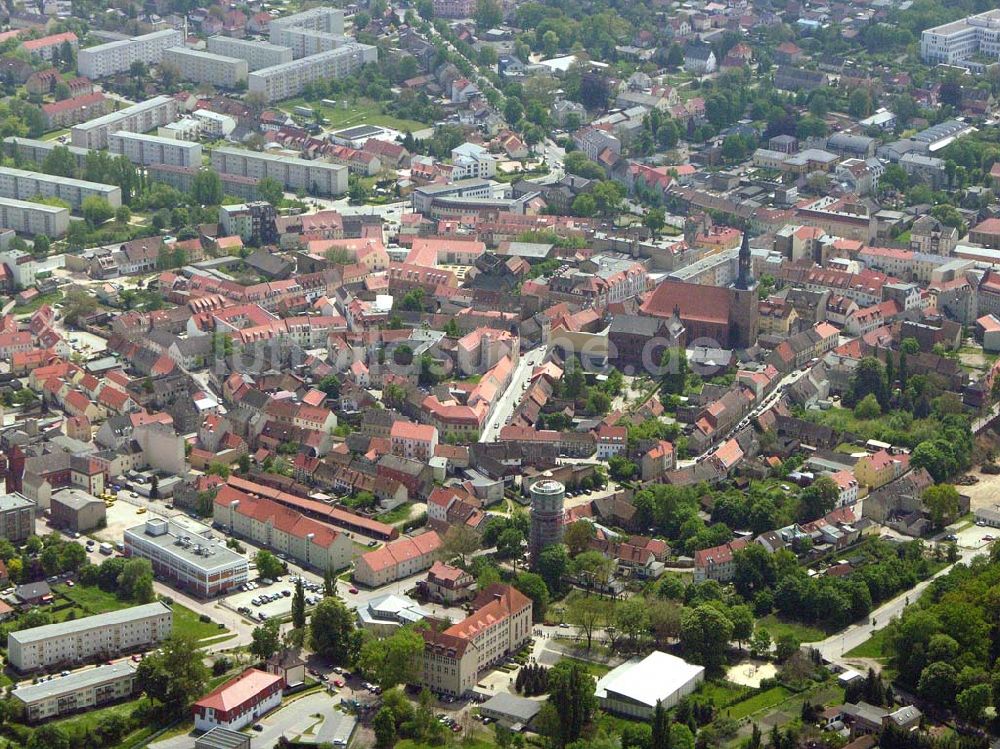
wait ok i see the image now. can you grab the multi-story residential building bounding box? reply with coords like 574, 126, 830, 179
219, 202, 278, 243
910, 216, 959, 256
12, 661, 138, 722
147, 164, 260, 201
20, 32, 77, 61
4, 137, 89, 171
71, 95, 179, 150
247, 44, 377, 102
354, 531, 442, 587
854, 449, 909, 489
921, 9, 1000, 64
410, 179, 492, 215
163, 47, 249, 89
0, 492, 35, 542
192, 110, 236, 139
0, 166, 121, 210
8, 602, 173, 671
451, 143, 496, 179
109, 131, 202, 168
432, 0, 476, 19
390, 421, 439, 461
0, 198, 70, 237
899, 153, 947, 190
41, 92, 110, 129
211, 147, 348, 197
213, 486, 354, 573
123, 518, 249, 598
0, 248, 39, 287
693, 538, 751, 583
207, 36, 293, 71
270, 26, 349, 58
268, 7, 345, 41
420, 584, 532, 696
828, 470, 860, 507
78, 29, 184, 79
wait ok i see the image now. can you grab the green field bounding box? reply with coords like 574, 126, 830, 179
558, 656, 614, 678
845, 627, 890, 660
54, 583, 133, 615
172, 603, 229, 643
280, 97, 429, 133
697, 680, 752, 707
756, 614, 827, 643
724, 685, 793, 720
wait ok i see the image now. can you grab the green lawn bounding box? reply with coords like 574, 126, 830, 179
54, 584, 132, 615
697, 680, 752, 707
845, 627, 890, 660
757, 614, 827, 643
558, 656, 614, 678
724, 685, 793, 720
172, 603, 229, 643
377, 504, 414, 524
280, 97, 429, 133
13, 289, 62, 313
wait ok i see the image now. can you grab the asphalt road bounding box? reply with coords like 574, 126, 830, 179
479, 345, 548, 443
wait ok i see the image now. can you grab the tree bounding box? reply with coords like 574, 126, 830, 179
652, 700, 671, 749
733, 543, 777, 598
440, 524, 479, 566
564, 520, 595, 557
496, 527, 525, 559
536, 543, 569, 595
374, 706, 397, 748
292, 578, 306, 630
644, 208, 666, 237
117, 558, 154, 602
848, 89, 872, 118
358, 627, 424, 689
250, 619, 282, 660
774, 633, 800, 662
149, 475, 159, 499
256, 176, 284, 206
42, 145, 77, 178
956, 683, 990, 723
854, 393, 881, 419
750, 628, 772, 659
572, 193, 596, 217
680, 604, 733, 674
918, 661, 958, 706
661, 347, 688, 394
474, 0, 502, 28
81, 196, 114, 226
544, 660, 597, 747
137, 633, 209, 718
514, 572, 549, 622
191, 169, 223, 205
309, 596, 358, 664
255, 550, 284, 580
729, 604, 754, 650
922, 484, 961, 529
848, 356, 887, 407
566, 595, 605, 650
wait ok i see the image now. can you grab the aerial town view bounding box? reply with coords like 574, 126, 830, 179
0, 0, 997, 748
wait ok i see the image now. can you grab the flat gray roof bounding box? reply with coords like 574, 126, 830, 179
480, 692, 542, 722
73, 95, 174, 132
0, 493, 34, 512
10, 602, 171, 645
196, 727, 251, 749
12, 662, 137, 704
124, 519, 247, 573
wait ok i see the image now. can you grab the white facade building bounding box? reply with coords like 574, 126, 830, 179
12, 662, 138, 721
247, 44, 377, 103
8, 602, 173, 671
0, 166, 121, 209
71, 95, 178, 150
211, 147, 348, 196
78, 29, 183, 79
921, 9, 1000, 64
595, 651, 704, 719
451, 143, 497, 179
109, 131, 202, 168
206, 36, 294, 71
0, 198, 70, 237
163, 47, 249, 88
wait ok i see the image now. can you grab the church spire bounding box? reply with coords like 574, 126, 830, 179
735, 227, 753, 290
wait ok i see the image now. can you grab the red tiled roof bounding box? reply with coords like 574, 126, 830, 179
194, 668, 282, 712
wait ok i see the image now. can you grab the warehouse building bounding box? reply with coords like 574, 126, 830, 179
109, 130, 202, 168
78, 29, 183, 79
163, 47, 248, 89
50, 488, 106, 533
71, 95, 179, 150
8, 602, 173, 671
247, 44, 377, 103
211, 146, 348, 196
0, 198, 69, 237
594, 651, 704, 719
206, 36, 293, 71
0, 166, 121, 210
12, 661, 138, 722
123, 517, 248, 598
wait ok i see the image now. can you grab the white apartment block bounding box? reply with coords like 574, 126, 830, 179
207, 36, 293, 71
0, 198, 70, 237
211, 146, 348, 196
451, 143, 497, 179
109, 131, 202, 168
71, 95, 179, 150
4, 137, 89, 171
13, 662, 138, 722
0, 166, 121, 210
921, 9, 1000, 64
163, 47, 249, 89
247, 44, 377, 103
8, 602, 173, 671
78, 29, 184, 79
270, 26, 349, 58
268, 7, 345, 41
158, 117, 202, 141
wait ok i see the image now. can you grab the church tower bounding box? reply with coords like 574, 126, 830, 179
729, 227, 759, 348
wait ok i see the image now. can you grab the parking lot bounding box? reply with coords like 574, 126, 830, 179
224, 575, 326, 623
